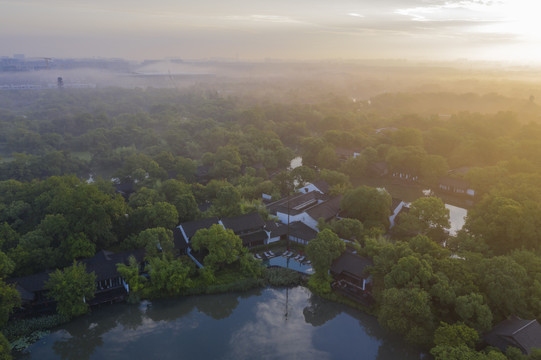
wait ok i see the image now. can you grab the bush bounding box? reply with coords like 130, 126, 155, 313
263, 267, 304, 287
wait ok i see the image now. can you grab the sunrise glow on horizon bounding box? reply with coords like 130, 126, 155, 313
1, 0, 540, 64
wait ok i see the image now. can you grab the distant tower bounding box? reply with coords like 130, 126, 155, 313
57, 77, 63, 89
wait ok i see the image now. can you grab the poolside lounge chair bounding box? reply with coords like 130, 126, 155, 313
268, 250, 275, 257
282, 251, 290, 257
297, 256, 305, 262
305, 260, 311, 264
264, 251, 271, 257
293, 254, 301, 260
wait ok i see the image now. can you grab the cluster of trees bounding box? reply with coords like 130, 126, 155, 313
359, 231, 541, 358
118, 224, 261, 303
3, 86, 541, 359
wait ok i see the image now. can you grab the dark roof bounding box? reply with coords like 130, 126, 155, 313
221, 212, 266, 234
390, 198, 403, 213
368, 162, 389, 175
449, 167, 471, 175
484, 316, 541, 355
179, 217, 220, 239
240, 230, 268, 246
114, 182, 135, 196
9, 271, 52, 294
330, 251, 373, 279
439, 177, 471, 189
306, 196, 342, 221
196, 165, 210, 177
198, 201, 212, 213
289, 221, 318, 241
9, 249, 145, 294
82, 249, 145, 282
173, 226, 188, 250
311, 180, 330, 194
265, 221, 288, 237
267, 191, 328, 216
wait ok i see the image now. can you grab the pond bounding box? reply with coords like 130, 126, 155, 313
20, 287, 426, 360
445, 204, 467, 236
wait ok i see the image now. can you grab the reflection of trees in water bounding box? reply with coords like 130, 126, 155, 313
302, 293, 342, 327
53, 311, 118, 360
196, 292, 240, 320
144, 290, 251, 322
51, 303, 147, 360
144, 298, 196, 322
376, 336, 427, 360
303, 292, 422, 360
116, 304, 144, 330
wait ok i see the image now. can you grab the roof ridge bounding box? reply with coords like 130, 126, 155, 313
512, 320, 537, 335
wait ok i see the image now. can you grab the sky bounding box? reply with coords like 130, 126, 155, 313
1, 0, 540, 63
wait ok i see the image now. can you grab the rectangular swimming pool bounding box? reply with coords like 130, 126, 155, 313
263, 256, 315, 275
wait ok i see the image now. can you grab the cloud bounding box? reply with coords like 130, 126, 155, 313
224, 14, 306, 25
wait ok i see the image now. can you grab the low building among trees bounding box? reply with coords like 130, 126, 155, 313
483, 316, 541, 355
330, 250, 374, 305
438, 177, 475, 197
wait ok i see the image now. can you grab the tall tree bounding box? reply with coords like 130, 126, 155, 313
306, 229, 345, 292
341, 186, 392, 230
191, 224, 246, 271
45, 261, 96, 318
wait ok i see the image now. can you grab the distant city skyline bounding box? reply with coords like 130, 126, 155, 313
1, 0, 540, 64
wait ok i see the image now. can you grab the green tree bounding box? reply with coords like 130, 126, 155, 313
392, 127, 423, 147
306, 229, 345, 292
465, 195, 532, 254
420, 155, 449, 185
341, 186, 392, 230
146, 257, 192, 296
395, 197, 450, 242
191, 224, 247, 271
136, 227, 175, 258
131, 202, 179, 233
59, 233, 96, 262
476, 256, 528, 319
0, 251, 19, 328
384, 255, 433, 289
211, 186, 242, 217
378, 287, 435, 345
290, 166, 316, 188
328, 218, 364, 241
116, 256, 146, 303
454, 293, 493, 332
45, 261, 96, 318
0, 332, 12, 360
433, 322, 479, 348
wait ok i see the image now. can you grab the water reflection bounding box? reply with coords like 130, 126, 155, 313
228, 287, 330, 359
21, 287, 424, 360
303, 292, 341, 327
446, 204, 467, 236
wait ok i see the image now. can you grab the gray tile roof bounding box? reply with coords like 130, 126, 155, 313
330, 251, 373, 279
484, 316, 541, 355
221, 212, 265, 234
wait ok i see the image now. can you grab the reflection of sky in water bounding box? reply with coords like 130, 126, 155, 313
227, 287, 330, 360
22, 287, 421, 360
446, 204, 467, 236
